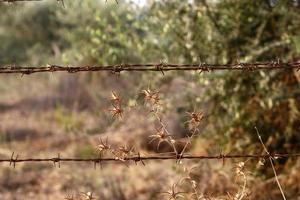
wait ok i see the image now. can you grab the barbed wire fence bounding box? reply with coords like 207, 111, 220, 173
0, 61, 299, 75
3, 153, 300, 167
0, 60, 299, 199
1, 1, 300, 198
0, 0, 117, 5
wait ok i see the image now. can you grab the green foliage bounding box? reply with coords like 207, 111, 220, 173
54, 106, 85, 133
1, 0, 299, 160
0, 3, 66, 64
75, 144, 97, 158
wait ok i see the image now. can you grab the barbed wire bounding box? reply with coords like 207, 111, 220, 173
0, 0, 45, 2
0, 61, 299, 75
0, 0, 114, 3
0, 0, 66, 7
2, 152, 300, 168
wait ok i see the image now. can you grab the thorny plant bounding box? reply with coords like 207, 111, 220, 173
185, 110, 205, 133
141, 87, 180, 156
64, 193, 75, 200
108, 91, 123, 119
226, 162, 250, 200
142, 88, 161, 111
161, 182, 187, 200
114, 143, 136, 162
167, 162, 250, 200
149, 127, 175, 151
177, 110, 205, 163
64, 192, 95, 200
96, 137, 112, 157
95, 137, 143, 166
178, 165, 215, 200
179, 165, 202, 200
106, 89, 204, 166
3, 88, 295, 200
141, 88, 206, 164
80, 192, 96, 200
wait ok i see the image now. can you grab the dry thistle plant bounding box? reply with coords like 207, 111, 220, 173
64, 191, 96, 200
64, 193, 75, 200
95, 137, 112, 157
95, 137, 142, 166
80, 192, 96, 200
180, 165, 201, 200
185, 110, 205, 133
149, 127, 174, 150
177, 110, 205, 163
114, 143, 136, 162
110, 91, 121, 104
141, 88, 161, 112
161, 182, 187, 200
226, 161, 250, 200
108, 91, 123, 119
140, 87, 179, 155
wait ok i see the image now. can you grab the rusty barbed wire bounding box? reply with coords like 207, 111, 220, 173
0, 0, 42, 2
1, 153, 300, 167
0, 0, 116, 4
0, 61, 299, 75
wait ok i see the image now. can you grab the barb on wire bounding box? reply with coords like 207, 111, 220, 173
9, 152, 18, 168
0, 61, 299, 75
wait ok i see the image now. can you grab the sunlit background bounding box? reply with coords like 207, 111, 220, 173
0, 0, 300, 199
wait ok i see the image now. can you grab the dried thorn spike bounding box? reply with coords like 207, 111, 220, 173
81, 192, 96, 200
161, 182, 187, 200
149, 127, 173, 150
108, 104, 123, 119
110, 91, 121, 104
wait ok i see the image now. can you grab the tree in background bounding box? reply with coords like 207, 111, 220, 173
1, 0, 300, 168
84, 0, 300, 168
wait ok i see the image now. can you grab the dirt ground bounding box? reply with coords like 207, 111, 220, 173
0, 73, 299, 200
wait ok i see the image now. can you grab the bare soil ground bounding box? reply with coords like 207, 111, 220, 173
0, 74, 299, 200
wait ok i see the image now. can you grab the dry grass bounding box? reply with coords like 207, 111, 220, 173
0, 73, 299, 200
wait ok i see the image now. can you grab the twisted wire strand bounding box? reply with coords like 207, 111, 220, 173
0, 61, 299, 74
0, 0, 43, 2
2, 153, 300, 165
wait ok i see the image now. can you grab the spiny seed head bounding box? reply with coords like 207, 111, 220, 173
110, 91, 120, 103
81, 192, 95, 200
235, 162, 245, 175
187, 111, 204, 123
161, 183, 186, 200
96, 138, 111, 154
149, 127, 175, 150
109, 105, 123, 118
142, 89, 160, 106
118, 144, 135, 155
185, 110, 205, 132
64, 194, 74, 200
150, 128, 170, 139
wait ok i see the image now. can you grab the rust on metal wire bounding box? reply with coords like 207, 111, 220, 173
0, 62, 299, 75
0, 0, 43, 2
1, 153, 300, 167
0, 0, 65, 7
